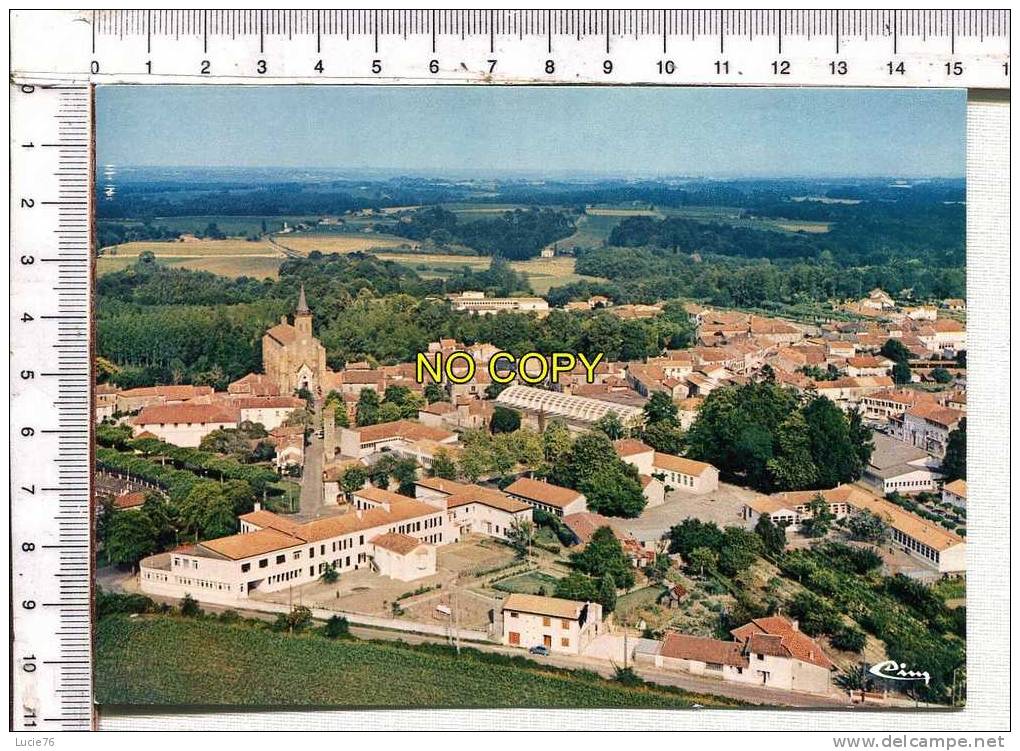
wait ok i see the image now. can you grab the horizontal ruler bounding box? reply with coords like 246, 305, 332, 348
11, 9, 1011, 88
9, 83, 95, 731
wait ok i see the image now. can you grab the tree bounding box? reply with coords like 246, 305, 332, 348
931, 367, 953, 384
830, 625, 866, 653
339, 465, 368, 500
428, 448, 458, 480
392, 458, 419, 497
323, 614, 350, 639
569, 526, 635, 589
355, 388, 381, 426
668, 518, 725, 558
506, 517, 536, 558
880, 338, 911, 363
766, 411, 819, 491
754, 514, 787, 557
542, 419, 573, 466
802, 396, 865, 488
180, 593, 202, 617
717, 526, 763, 577
320, 563, 339, 584
593, 412, 625, 441
201, 493, 237, 539
643, 553, 671, 585
554, 572, 598, 602
686, 546, 718, 578
892, 360, 913, 385
577, 464, 646, 518
846, 510, 889, 543
941, 421, 966, 481
424, 383, 447, 404
799, 494, 836, 538
104, 511, 158, 569
846, 407, 875, 469
598, 573, 618, 613
490, 406, 521, 434
275, 605, 313, 634
640, 420, 684, 455
643, 391, 679, 426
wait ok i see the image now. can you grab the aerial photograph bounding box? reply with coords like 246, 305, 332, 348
93, 86, 968, 711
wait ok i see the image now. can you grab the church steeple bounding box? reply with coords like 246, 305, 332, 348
296, 284, 310, 316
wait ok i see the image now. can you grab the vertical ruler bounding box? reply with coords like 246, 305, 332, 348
10, 83, 94, 731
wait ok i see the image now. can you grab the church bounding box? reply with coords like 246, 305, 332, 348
263, 286, 328, 396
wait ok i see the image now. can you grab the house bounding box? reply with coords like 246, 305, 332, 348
229, 395, 306, 431
892, 403, 964, 458
863, 432, 944, 495
635, 616, 833, 694
860, 389, 938, 423
413, 477, 533, 541
115, 384, 214, 414
845, 356, 894, 378
227, 373, 281, 397
730, 616, 834, 693
130, 403, 238, 448
370, 533, 436, 581
863, 288, 896, 310
942, 479, 967, 509
652, 453, 719, 494
112, 490, 147, 511
504, 477, 587, 517
337, 419, 457, 459
561, 511, 655, 568
95, 383, 119, 422
270, 427, 305, 471
501, 593, 603, 655
139, 496, 451, 606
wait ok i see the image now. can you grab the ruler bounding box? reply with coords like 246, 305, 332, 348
5, 7, 1009, 733
9, 83, 94, 731
10, 9, 1011, 88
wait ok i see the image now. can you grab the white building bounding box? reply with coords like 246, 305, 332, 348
741, 484, 965, 576
414, 477, 533, 541
370, 533, 436, 581
130, 403, 238, 448
448, 291, 550, 316
615, 439, 720, 495
635, 616, 833, 695
862, 432, 944, 495
500, 593, 603, 655
231, 396, 306, 431
338, 419, 458, 459
504, 477, 587, 517
495, 384, 644, 433
892, 403, 964, 458
139, 492, 450, 606
942, 479, 967, 509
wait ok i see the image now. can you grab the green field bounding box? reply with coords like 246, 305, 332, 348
492, 571, 562, 595
96, 614, 739, 708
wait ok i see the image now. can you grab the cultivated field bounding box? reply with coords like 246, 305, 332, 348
96, 614, 736, 707
97, 238, 288, 278
272, 232, 416, 254
100, 238, 281, 257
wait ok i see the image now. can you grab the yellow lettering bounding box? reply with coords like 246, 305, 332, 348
517, 352, 549, 384
416, 352, 443, 385
488, 352, 517, 384
577, 352, 605, 384
549, 352, 576, 384
445, 351, 476, 384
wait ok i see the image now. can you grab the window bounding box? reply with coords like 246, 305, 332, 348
542, 617, 551, 627
508, 632, 520, 645
561, 638, 570, 648
276, 554, 286, 564
309, 547, 315, 558
259, 559, 268, 568
294, 550, 301, 559
509, 611, 518, 619
561, 619, 570, 629
241, 563, 250, 573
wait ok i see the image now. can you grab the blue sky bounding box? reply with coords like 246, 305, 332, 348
97, 86, 965, 178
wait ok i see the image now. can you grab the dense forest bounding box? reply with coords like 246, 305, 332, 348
388, 206, 576, 260
97, 254, 693, 389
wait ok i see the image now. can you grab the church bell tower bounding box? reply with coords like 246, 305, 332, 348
295, 284, 313, 340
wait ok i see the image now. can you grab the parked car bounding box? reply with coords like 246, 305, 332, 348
528, 645, 550, 656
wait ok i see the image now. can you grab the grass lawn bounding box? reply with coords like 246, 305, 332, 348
492, 571, 562, 595
615, 586, 669, 618
96, 614, 739, 708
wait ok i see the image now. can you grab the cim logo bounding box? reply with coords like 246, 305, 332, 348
868, 660, 931, 686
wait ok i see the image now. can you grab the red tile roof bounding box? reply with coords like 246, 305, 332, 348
133, 403, 238, 426
731, 616, 834, 670
660, 633, 748, 668
504, 477, 583, 509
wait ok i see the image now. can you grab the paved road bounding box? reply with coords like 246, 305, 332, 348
293, 402, 326, 521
